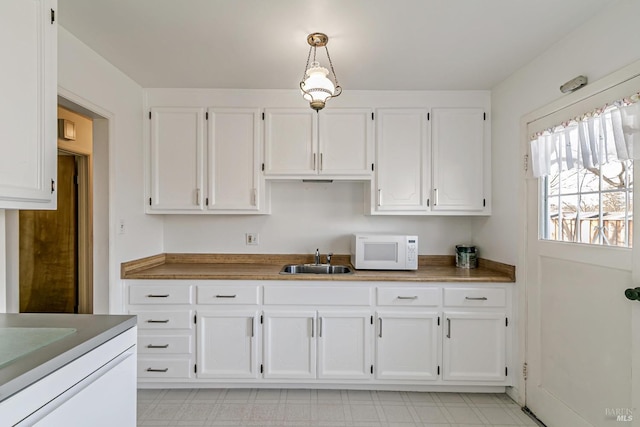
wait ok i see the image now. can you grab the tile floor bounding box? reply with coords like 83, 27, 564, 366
137, 389, 540, 427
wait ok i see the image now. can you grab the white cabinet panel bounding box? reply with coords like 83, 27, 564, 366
149, 107, 205, 211
443, 287, 506, 308
207, 108, 264, 211
375, 311, 439, 380
138, 358, 192, 379
264, 109, 317, 176
196, 310, 259, 379
0, 0, 57, 209
442, 312, 506, 381
317, 311, 372, 380
133, 310, 193, 330
263, 285, 371, 306
129, 284, 193, 305
138, 334, 192, 354
373, 109, 430, 212
377, 287, 440, 307
197, 284, 260, 305
431, 108, 485, 212
262, 310, 316, 379
318, 108, 373, 176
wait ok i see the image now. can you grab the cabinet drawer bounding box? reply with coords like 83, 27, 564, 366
264, 286, 371, 306
197, 285, 259, 305
443, 287, 506, 307
138, 358, 192, 379
138, 334, 192, 354
129, 285, 192, 305
377, 287, 440, 307
133, 310, 193, 330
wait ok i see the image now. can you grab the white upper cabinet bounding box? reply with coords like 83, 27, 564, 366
0, 0, 57, 209
372, 109, 430, 213
148, 107, 205, 212
206, 108, 264, 212
147, 107, 267, 214
264, 108, 373, 179
431, 108, 486, 212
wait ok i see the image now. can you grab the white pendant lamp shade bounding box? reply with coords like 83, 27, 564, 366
300, 33, 342, 111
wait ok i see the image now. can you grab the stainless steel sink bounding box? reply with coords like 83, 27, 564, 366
280, 264, 353, 275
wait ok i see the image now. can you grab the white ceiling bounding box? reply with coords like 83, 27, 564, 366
58, 0, 616, 91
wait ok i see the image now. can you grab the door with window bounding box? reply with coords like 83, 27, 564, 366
524, 73, 639, 426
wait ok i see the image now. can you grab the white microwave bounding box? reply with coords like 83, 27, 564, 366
350, 234, 418, 270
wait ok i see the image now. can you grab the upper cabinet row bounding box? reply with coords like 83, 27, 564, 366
147, 106, 489, 215
0, 0, 58, 210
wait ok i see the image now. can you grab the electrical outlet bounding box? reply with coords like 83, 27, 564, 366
246, 233, 259, 245
118, 219, 126, 235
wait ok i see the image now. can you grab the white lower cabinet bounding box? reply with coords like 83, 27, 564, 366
262, 310, 317, 379
442, 312, 507, 382
126, 280, 511, 390
196, 310, 260, 379
375, 311, 439, 381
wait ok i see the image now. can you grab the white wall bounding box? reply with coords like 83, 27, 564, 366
148, 88, 490, 256
474, 0, 640, 266
164, 181, 473, 254
57, 27, 163, 313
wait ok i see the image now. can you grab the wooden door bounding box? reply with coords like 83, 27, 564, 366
19, 155, 77, 313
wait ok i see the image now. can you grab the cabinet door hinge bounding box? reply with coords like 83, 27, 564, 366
505, 366, 508, 376
51, 179, 55, 193
260, 364, 264, 373
261, 163, 265, 172
260, 315, 263, 324
483, 198, 486, 207
505, 317, 509, 327
262, 112, 265, 120
523, 362, 528, 381
370, 365, 373, 374
194, 364, 197, 373
205, 112, 209, 120
427, 112, 430, 121
483, 112, 487, 120
437, 316, 440, 326
427, 199, 430, 207
437, 366, 440, 375
148, 111, 151, 120
371, 112, 374, 120
194, 314, 197, 324
205, 197, 209, 206
370, 315, 373, 325
371, 163, 374, 172
149, 197, 152, 206
51, 9, 55, 24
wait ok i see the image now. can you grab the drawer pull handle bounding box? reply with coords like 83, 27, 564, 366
147, 294, 170, 298
446, 318, 451, 338
465, 296, 488, 301
215, 294, 237, 298
378, 318, 383, 338
146, 368, 169, 373
397, 296, 418, 300
147, 344, 169, 349
147, 319, 170, 323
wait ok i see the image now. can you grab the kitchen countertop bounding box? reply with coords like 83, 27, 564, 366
0, 314, 137, 403
121, 253, 515, 282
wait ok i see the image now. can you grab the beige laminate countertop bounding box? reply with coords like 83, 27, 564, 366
121, 254, 515, 283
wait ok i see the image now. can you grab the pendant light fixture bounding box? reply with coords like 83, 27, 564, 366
300, 32, 342, 111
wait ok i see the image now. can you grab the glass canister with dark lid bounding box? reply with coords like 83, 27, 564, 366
455, 244, 478, 268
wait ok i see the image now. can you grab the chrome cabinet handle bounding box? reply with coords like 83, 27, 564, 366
252, 188, 257, 206
147, 294, 169, 298
434, 188, 439, 206
251, 317, 254, 337
319, 317, 323, 337
196, 188, 200, 205
313, 153, 316, 170
215, 294, 237, 298
377, 189, 382, 207
446, 318, 451, 338
147, 344, 169, 349
378, 318, 383, 338
311, 317, 315, 338
146, 368, 168, 373
465, 296, 488, 301
147, 319, 169, 323
320, 153, 323, 170
397, 296, 418, 300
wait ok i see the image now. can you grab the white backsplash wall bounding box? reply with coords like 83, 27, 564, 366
163, 181, 473, 255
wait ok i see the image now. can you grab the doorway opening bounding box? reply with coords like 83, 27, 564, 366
19, 106, 94, 314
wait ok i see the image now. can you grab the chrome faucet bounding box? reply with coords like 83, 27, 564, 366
326, 252, 333, 265
315, 248, 320, 265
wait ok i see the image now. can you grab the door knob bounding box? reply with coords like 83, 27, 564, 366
624, 287, 640, 301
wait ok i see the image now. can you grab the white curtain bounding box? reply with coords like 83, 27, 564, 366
530, 101, 640, 177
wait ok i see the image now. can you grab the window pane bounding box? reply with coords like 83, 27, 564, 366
561, 168, 580, 195
579, 193, 600, 244
628, 160, 634, 188
578, 165, 599, 193
560, 194, 579, 242
548, 170, 560, 196
601, 161, 629, 191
